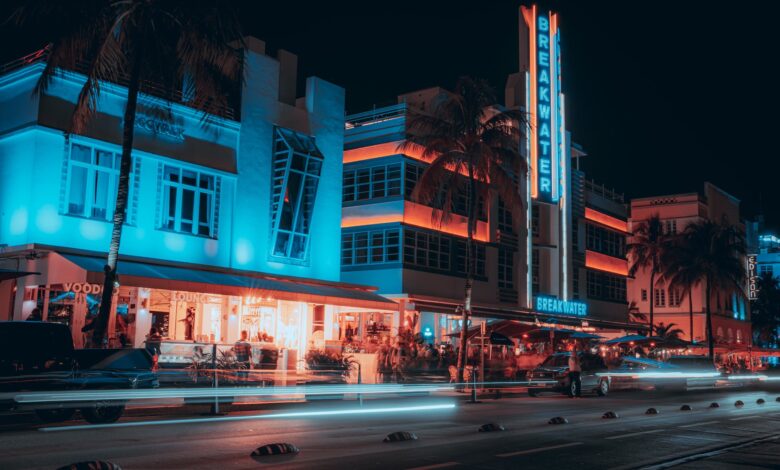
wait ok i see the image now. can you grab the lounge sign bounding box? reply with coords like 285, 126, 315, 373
535, 296, 587, 317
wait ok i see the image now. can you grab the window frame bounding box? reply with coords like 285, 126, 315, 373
160, 164, 218, 238
65, 140, 135, 222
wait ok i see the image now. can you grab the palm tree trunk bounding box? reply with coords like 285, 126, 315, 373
456, 159, 477, 385
688, 288, 694, 343
91, 45, 143, 348
705, 277, 714, 359
649, 270, 655, 336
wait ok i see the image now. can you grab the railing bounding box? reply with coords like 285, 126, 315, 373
1, 47, 235, 120
585, 178, 625, 204
345, 103, 408, 129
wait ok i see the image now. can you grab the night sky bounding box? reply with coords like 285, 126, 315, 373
2, 1, 778, 231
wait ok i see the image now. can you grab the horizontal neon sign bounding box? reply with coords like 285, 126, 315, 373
535, 295, 587, 317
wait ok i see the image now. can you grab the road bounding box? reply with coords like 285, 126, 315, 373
1, 387, 779, 469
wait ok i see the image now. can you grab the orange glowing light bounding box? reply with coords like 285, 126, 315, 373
341, 201, 489, 242
585, 207, 628, 233
344, 140, 474, 178
585, 250, 628, 276
526, 5, 538, 199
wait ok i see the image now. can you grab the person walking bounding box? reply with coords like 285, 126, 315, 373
144, 327, 163, 370
568, 346, 582, 398
234, 330, 253, 383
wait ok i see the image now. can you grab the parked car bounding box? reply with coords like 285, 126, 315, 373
526, 352, 610, 397
0, 321, 158, 424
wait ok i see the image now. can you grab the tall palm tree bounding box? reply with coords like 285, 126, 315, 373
401, 77, 525, 384
661, 234, 700, 342
680, 220, 746, 359
654, 322, 684, 341
627, 215, 667, 335
14, 1, 243, 347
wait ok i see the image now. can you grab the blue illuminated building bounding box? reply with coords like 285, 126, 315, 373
0, 38, 395, 355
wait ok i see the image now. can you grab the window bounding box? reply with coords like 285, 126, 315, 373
497, 198, 514, 234
404, 160, 485, 220
641, 289, 648, 302
586, 223, 625, 258
532, 249, 540, 294
455, 240, 486, 277
654, 288, 666, 307
66, 142, 132, 221
668, 288, 683, 307
343, 163, 401, 203
403, 229, 451, 271
587, 270, 627, 303
759, 264, 774, 276
269, 127, 324, 261
531, 205, 540, 237
161, 165, 217, 237
664, 219, 677, 235
572, 219, 579, 251
572, 266, 580, 299
342, 229, 400, 266
498, 247, 515, 289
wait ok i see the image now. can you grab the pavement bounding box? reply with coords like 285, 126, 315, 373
1, 386, 779, 469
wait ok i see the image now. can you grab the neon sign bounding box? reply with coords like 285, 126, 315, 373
535, 296, 587, 317
747, 254, 758, 300
523, 6, 563, 204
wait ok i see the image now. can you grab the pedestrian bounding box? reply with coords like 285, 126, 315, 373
390, 336, 407, 383
145, 327, 163, 370
234, 330, 253, 382
376, 336, 391, 383
568, 346, 582, 398
26, 308, 42, 321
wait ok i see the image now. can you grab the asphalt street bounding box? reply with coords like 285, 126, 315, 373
1, 387, 779, 469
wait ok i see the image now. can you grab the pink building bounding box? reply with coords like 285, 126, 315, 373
627, 183, 751, 347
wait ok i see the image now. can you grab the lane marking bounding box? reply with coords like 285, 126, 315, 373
407, 463, 459, 470
605, 429, 665, 440
496, 442, 583, 457
729, 416, 758, 421
679, 420, 720, 428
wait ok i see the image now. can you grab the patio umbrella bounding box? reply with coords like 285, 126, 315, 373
489, 332, 514, 346
604, 334, 654, 345
571, 331, 603, 340
524, 327, 578, 339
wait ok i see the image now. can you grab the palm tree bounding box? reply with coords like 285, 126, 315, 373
679, 220, 746, 359
401, 77, 525, 384
627, 215, 667, 335
654, 322, 684, 341
661, 235, 700, 342
13, 1, 243, 347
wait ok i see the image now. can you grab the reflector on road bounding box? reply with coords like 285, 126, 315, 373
756, 398, 765, 405
735, 400, 744, 407
251, 443, 299, 457
602, 411, 619, 419
548, 417, 568, 425
709, 402, 719, 408
680, 404, 692, 411
383, 431, 418, 442
57, 462, 121, 470
645, 408, 659, 415
478, 423, 506, 432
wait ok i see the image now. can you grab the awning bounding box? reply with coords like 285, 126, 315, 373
0, 269, 40, 281
60, 254, 397, 311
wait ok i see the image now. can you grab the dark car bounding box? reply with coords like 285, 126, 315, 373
0, 321, 157, 424
526, 352, 610, 397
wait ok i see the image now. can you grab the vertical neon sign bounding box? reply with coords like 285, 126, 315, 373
524, 7, 562, 204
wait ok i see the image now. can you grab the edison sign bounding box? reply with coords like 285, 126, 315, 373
535, 296, 588, 317
747, 254, 758, 300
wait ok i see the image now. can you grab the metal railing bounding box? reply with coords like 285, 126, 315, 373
585, 179, 625, 204
1, 47, 235, 120
345, 103, 407, 129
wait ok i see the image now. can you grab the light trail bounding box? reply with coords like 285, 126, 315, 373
39, 403, 457, 432
598, 371, 722, 379
8, 380, 557, 405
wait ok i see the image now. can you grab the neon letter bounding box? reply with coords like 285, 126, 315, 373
539, 52, 549, 67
